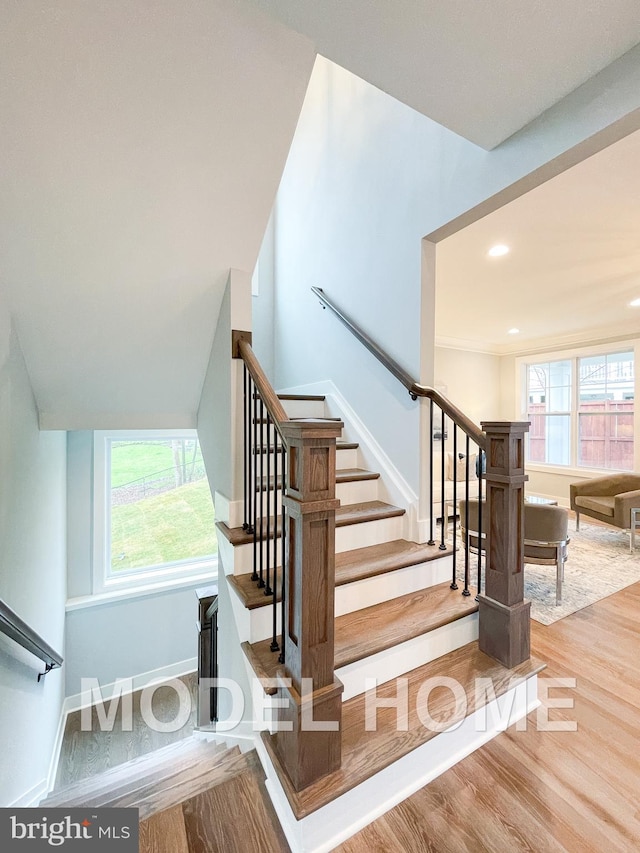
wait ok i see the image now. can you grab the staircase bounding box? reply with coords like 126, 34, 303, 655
214, 390, 543, 852
42, 737, 289, 852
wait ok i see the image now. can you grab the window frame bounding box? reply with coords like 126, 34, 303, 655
92, 429, 217, 596
517, 341, 639, 475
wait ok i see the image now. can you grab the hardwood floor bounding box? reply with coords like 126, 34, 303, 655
337, 581, 640, 852
55, 673, 198, 789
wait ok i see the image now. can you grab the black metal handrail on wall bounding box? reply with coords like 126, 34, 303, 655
312, 286, 486, 598
0, 598, 63, 681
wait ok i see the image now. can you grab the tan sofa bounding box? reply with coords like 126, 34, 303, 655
432, 450, 482, 506
570, 473, 640, 532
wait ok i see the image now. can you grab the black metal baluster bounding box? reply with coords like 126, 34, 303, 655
270, 430, 279, 652
279, 446, 286, 664
477, 448, 483, 601
258, 399, 265, 588
251, 380, 259, 581
439, 411, 447, 550
243, 365, 249, 531
463, 435, 471, 596
265, 418, 273, 597
428, 400, 435, 545
450, 425, 458, 590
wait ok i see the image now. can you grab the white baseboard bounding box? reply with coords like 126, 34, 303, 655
63, 657, 198, 715
9, 778, 50, 808
259, 675, 540, 853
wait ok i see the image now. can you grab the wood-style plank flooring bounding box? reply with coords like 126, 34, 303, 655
337, 581, 640, 852
55, 673, 198, 789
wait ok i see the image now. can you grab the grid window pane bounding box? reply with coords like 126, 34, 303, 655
578, 351, 634, 470
527, 360, 571, 465
526, 351, 635, 471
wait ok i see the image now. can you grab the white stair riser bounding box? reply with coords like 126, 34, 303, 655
227, 515, 406, 575
250, 477, 377, 511
259, 674, 540, 853
334, 557, 452, 618
279, 399, 327, 419
336, 448, 359, 470
336, 479, 379, 504
218, 531, 283, 578
335, 515, 405, 552
336, 612, 479, 701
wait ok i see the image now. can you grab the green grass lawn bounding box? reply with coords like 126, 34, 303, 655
111, 478, 216, 572
111, 440, 204, 488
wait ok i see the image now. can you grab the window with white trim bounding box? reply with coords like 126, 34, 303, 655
93, 430, 217, 593
524, 350, 634, 471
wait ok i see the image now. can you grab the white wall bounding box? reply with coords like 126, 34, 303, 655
265, 54, 640, 493
0, 307, 67, 806
434, 347, 502, 428
251, 214, 276, 382
198, 271, 253, 724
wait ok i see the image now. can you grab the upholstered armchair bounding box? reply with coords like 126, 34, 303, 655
460, 499, 569, 605
569, 473, 640, 532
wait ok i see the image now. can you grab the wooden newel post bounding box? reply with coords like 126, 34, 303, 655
478, 421, 531, 669
273, 419, 344, 791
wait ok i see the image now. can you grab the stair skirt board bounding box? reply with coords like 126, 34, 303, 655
336, 612, 478, 702
258, 675, 540, 853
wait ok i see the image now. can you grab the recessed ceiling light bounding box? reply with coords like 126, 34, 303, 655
488, 244, 510, 257
507, 328, 520, 335
630, 298, 640, 307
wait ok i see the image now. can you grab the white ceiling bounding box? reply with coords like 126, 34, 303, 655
2, 1, 640, 428
435, 127, 640, 354
249, 0, 640, 149
0, 0, 314, 428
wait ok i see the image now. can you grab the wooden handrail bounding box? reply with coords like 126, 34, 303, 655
238, 339, 289, 428
0, 598, 63, 681
311, 287, 486, 450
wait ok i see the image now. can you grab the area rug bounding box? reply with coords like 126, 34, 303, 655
524, 520, 640, 625
456, 520, 640, 625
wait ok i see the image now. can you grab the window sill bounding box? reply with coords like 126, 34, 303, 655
66, 569, 217, 612
526, 463, 630, 478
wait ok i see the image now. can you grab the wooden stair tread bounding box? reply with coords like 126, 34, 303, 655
217, 501, 405, 546
228, 572, 280, 610
336, 468, 379, 482
336, 500, 405, 526
334, 581, 478, 668
262, 643, 546, 819
243, 582, 477, 689
229, 539, 453, 611
43, 737, 219, 806
73, 745, 253, 820
140, 805, 190, 853
336, 441, 359, 450
335, 539, 453, 587
181, 751, 290, 853
257, 467, 378, 492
